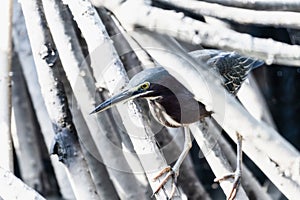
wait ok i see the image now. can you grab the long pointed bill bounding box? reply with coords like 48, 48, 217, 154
89, 89, 135, 115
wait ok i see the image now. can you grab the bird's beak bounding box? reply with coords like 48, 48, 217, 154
89, 89, 135, 114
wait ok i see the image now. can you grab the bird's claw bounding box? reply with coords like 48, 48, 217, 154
152, 166, 178, 199
214, 171, 241, 200
152, 166, 172, 181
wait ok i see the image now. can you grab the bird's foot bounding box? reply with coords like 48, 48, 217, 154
214, 170, 241, 200
215, 132, 243, 200
152, 166, 178, 199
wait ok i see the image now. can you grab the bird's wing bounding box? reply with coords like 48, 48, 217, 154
175, 93, 211, 124
207, 51, 263, 94
190, 50, 263, 95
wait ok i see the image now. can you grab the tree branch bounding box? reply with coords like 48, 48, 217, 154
19, 0, 100, 199
0, 0, 13, 172
199, 0, 300, 12
12, 1, 75, 198
40, 0, 120, 198
190, 121, 250, 199
154, 0, 300, 29
101, 0, 300, 66
237, 75, 276, 127
155, 127, 212, 200
11, 53, 56, 196
0, 166, 45, 200
211, 121, 273, 200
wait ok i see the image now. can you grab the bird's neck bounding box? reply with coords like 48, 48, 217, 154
148, 98, 183, 128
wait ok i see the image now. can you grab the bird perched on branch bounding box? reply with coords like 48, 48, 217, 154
90, 49, 264, 199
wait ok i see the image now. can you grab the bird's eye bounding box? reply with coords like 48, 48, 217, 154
140, 82, 150, 90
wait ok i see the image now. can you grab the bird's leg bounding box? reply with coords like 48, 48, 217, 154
153, 126, 192, 198
214, 132, 243, 200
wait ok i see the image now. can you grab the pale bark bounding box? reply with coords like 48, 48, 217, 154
155, 0, 300, 29
190, 122, 249, 199
200, 0, 300, 11
96, 8, 152, 196
209, 120, 273, 200
42, 0, 147, 198
40, 0, 120, 199
19, 0, 100, 199
0, 0, 13, 172
237, 75, 276, 127
96, 7, 144, 78
11, 54, 52, 195
0, 166, 45, 200
98, 0, 300, 66
12, 1, 75, 198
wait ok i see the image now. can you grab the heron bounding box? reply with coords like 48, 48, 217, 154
90, 49, 264, 199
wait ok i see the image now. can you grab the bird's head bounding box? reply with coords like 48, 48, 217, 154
90, 67, 170, 114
